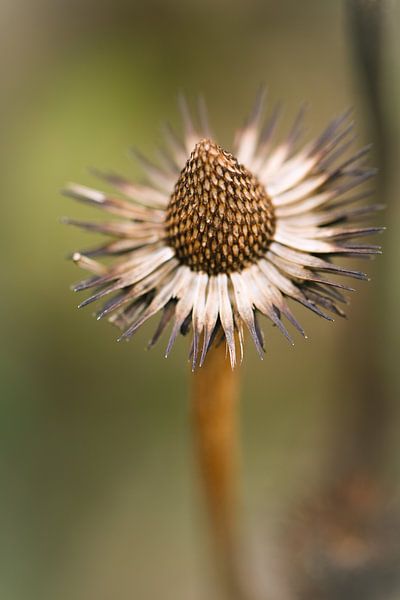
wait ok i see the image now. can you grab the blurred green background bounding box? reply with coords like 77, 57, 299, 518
1, 1, 400, 599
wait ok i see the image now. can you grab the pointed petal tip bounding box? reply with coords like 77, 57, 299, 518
73, 282, 87, 292
73, 279, 96, 292
356, 272, 369, 281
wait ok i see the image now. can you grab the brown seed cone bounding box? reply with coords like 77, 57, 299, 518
166, 139, 276, 276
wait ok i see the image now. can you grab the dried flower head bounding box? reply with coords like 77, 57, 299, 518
64, 91, 382, 368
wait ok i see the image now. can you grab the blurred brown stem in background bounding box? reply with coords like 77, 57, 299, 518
347, 0, 388, 163
282, 3, 400, 599
341, 0, 391, 472
192, 344, 253, 600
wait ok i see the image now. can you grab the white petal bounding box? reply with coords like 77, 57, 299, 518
258, 143, 291, 181
242, 267, 293, 344
230, 271, 264, 358
269, 242, 365, 279
77, 250, 177, 308
258, 258, 303, 299
118, 266, 190, 340
64, 183, 160, 219
265, 152, 316, 196
217, 273, 236, 368
266, 251, 354, 291
258, 259, 333, 321
270, 173, 328, 206
116, 246, 176, 287
275, 190, 334, 218
191, 272, 209, 369
273, 226, 341, 253
200, 276, 219, 367
64, 218, 164, 238
165, 270, 202, 357
92, 172, 169, 209
97, 260, 179, 320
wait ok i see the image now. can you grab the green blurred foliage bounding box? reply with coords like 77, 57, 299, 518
0, 1, 399, 599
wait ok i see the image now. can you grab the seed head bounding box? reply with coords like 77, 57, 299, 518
63, 92, 382, 368
166, 139, 275, 275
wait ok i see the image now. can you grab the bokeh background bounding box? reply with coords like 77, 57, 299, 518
1, 1, 400, 599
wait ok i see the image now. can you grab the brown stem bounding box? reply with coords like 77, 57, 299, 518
192, 343, 245, 599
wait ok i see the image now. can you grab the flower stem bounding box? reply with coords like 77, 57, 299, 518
192, 343, 245, 599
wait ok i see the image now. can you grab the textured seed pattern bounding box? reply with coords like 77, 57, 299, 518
166, 139, 275, 275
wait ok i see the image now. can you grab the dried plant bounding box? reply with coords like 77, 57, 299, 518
64, 91, 382, 599
64, 92, 382, 369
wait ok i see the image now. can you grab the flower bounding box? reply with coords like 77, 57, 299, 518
64, 91, 382, 369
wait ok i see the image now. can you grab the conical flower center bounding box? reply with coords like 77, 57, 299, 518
166, 139, 275, 275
